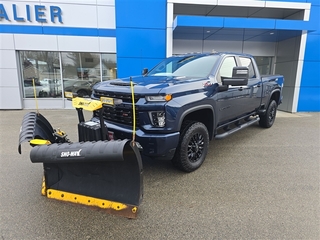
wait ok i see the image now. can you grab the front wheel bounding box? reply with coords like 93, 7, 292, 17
259, 100, 278, 128
172, 121, 209, 172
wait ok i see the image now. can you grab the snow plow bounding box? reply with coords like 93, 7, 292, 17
18, 93, 143, 219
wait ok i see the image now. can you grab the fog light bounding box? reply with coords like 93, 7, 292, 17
150, 111, 166, 127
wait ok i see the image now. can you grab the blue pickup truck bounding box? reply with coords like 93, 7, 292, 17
90, 52, 284, 172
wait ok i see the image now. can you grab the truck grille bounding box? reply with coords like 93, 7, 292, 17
93, 90, 141, 125
93, 90, 140, 103
94, 105, 139, 125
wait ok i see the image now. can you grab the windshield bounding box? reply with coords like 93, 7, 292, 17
147, 55, 219, 78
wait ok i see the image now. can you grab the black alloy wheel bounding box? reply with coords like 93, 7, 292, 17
172, 121, 209, 172
187, 132, 205, 163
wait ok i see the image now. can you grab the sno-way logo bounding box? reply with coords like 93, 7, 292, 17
60, 149, 82, 157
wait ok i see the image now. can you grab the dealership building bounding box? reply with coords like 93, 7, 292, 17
0, 0, 319, 112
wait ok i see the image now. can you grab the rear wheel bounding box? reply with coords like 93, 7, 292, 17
259, 100, 277, 128
172, 121, 209, 172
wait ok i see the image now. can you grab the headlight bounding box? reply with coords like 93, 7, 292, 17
149, 111, 166, 127
145, 94, 172, 102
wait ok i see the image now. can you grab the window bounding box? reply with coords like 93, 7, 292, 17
255, 56, 273, 75
239, 57, 256, 78
218, 57, 237, 83
19, 51, 117, 98
101, 53, 117, 81
147, 55, 219, 78
19, 51, 61, 98
61, 52, 101, 97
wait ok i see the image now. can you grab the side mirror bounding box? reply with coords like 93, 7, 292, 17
142, 68, 148, 75
222, 67, 249, 86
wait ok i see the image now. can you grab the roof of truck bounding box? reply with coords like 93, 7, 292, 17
173, 52, 253, 58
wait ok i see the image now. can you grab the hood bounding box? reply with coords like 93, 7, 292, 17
93, 75, 207, 95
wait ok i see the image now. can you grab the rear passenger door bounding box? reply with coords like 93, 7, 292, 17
238, 57, 262, 113
215, 56, 243, 123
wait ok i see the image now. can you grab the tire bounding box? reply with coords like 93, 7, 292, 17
77, 89, 88, 97
172, 121, 209, 172
259, 100, 277, 128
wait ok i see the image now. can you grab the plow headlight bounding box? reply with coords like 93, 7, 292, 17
145, 94, 172, 102
150, 111, 166, 127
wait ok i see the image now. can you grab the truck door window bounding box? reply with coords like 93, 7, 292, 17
218, 57, 236, 83
239, 57, 256, 78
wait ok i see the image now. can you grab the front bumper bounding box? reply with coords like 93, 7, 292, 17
95, 119, 180, 161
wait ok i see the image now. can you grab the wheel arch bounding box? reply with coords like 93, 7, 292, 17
270, 89, 281, 105
178, 105, 215, 140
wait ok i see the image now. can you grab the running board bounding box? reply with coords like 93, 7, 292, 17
215, 117, 260, 139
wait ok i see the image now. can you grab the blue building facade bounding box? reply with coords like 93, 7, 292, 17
0, 0, 319, 112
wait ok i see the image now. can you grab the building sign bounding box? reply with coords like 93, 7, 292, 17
0, 4, 62, 23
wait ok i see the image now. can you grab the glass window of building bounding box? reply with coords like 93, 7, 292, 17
19, 51, 61, 98
239, 57, 256, 78
101, 53, 117, 81
255, 56, 273, 75
61, 52, 101, 97
218, 57, 237, 83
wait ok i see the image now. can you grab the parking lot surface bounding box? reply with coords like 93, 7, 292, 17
0, 110, 319, 240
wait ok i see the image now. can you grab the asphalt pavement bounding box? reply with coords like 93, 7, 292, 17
0, 109, 319, 240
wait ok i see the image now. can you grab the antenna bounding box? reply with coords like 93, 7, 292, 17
32, 78, 40, 115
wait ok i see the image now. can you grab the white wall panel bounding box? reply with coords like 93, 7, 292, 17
177, 40, 276, 56
1, 0, 40, 2
99, 37, 116, 53
0, 1, 115, 29
44, 3, 97, 28
0, 69, 19, 87
0, 34, 15, 50
23, 98, 64, 109
275, 61, 298, 87
278, 86, 295, 112
203, 40, 242, 52
0, 50, 17, 69
275, 35, 302, 112
243, 41, 276, 56
97, 6, 116, 29
276, 37, 300, 62
173, 39, 203, 54
44, 0, 97, 5
0, 87, 22, 109
57, 36, 100, 52
265, 1, 310, 10
217, 0, 264, 7
0, 1, 56, 26
14, 34, 58, 50
97, 0, 115, 6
